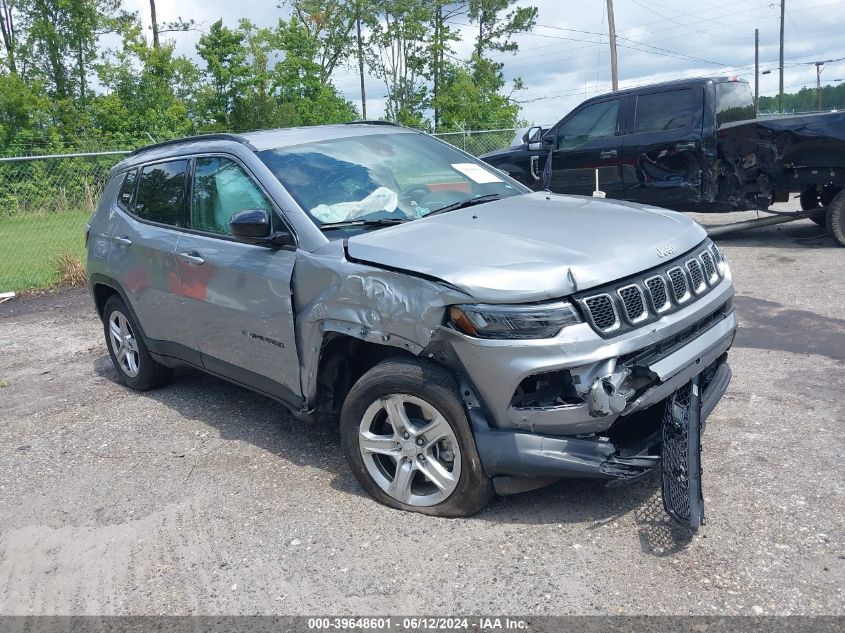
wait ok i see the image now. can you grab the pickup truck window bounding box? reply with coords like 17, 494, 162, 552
715, 81, 756, 127
557, 100, 619, 149
634, 89, 694, 134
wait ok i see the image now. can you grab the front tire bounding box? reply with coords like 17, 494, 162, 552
102, 295, 173, 390
340, 358, 493, 517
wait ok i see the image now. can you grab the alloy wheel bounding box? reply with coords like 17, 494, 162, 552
108, 310, 140, 378
358, 393, 462, 507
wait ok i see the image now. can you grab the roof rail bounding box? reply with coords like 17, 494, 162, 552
345, 120, 403, 127
128, 133, 255, 157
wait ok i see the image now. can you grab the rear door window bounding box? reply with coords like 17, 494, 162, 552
634, 89, 694, 133
134, 160, 189, 227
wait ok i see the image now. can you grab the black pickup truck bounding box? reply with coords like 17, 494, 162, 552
481, 76, 845, 245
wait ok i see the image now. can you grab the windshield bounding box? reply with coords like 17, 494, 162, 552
257, 131, 524, 227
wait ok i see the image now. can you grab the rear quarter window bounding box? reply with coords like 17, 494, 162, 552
634, 89, 694, 133
133, 160, 189, 227
117, 169, 137, 210
715, 81, 755, 127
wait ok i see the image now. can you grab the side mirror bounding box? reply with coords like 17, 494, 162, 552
525, 126, 543, 151
231, 209, 271, 242
230, 209, 296, 248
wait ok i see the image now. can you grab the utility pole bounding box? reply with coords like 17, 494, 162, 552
356, 10, 366, 119
778, 0, 785, 113
754, 28, 759, 113
149, 0, 159, 49
816, 61, 823, 110
606, 0, 619, 91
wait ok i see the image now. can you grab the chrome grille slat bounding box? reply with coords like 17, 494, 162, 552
644, 275, 672, 313
667, 267, 691, 303
699, 251, 717, 283
576, 242, 726, 338
583, 293, 619, 332
617, 284, 648, 324
685, 259, 706, 294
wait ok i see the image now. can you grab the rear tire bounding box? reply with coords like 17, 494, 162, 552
826, 189, 845, 247
102, 295, 173, 390
340, 358, 494, 517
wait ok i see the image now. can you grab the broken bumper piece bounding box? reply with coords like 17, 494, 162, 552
470, 357, 731, 483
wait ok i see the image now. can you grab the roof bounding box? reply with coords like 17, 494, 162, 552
132, 121, 411, 156
582, 76, 743, 104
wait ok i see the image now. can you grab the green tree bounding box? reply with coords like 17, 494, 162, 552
196, 19, 250, 130
15, 0, 131, 100
94, 20, 197, 142
0, 0, 19, 74
282, 0, 359, 83
433, 61, 519, 132
367, 0, 431, 127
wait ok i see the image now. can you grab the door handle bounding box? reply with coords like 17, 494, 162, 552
530, 155, 541, 181
112, 235, 132, 246
675, 141, 696, 152
178, 251, 205, 266
600, 150, 618, 159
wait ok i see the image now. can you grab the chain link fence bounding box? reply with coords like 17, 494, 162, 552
0, 129, 518, 293
0, 152, 129, 291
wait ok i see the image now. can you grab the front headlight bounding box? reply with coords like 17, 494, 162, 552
448, 301, 582, 340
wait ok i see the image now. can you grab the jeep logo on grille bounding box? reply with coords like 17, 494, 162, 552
656, 244, 676, 258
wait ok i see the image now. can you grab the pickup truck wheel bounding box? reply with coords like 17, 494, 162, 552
102, 295, 173, 390
801, 185, 840, 226
826, 189, 845, 247
340, 358, 493, 517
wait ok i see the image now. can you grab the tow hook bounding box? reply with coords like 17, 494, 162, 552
587, 367, 634, 417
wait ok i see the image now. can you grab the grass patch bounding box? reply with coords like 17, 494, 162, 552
0, 210, 90, 292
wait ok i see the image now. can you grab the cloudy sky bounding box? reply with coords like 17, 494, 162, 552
122, 0, 845, 126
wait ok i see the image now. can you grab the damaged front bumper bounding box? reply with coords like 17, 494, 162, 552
468, 358, 730, 486
428, 276, 736, 484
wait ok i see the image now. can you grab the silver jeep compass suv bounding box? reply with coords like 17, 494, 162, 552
86, 123, 736, 518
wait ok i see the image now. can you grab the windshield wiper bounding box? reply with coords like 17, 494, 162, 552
320, 218, 407, 229
425, 193, 501, 217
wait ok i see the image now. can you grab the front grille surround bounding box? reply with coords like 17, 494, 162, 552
685, 259, 706, 294
667, 267, 691, 304
699, 251, 718, 284
583, 293, 620, 333
616, 284, 648, 324
575, 241, 726, 338
644, 275, 672, 313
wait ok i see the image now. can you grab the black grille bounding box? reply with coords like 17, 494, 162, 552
661, 378, 705, 530
645, 276, 669, 311
686, 259, 704, 292
618, 285, 646, 322
619, 303, 729, 368
700, 251, 717, 281
667, 267, 688, 302
584, 294, 617, 330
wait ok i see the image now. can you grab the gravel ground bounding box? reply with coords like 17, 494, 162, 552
0, 209, 843, 616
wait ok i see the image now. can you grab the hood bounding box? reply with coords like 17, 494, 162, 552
345, 192, 707, 303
